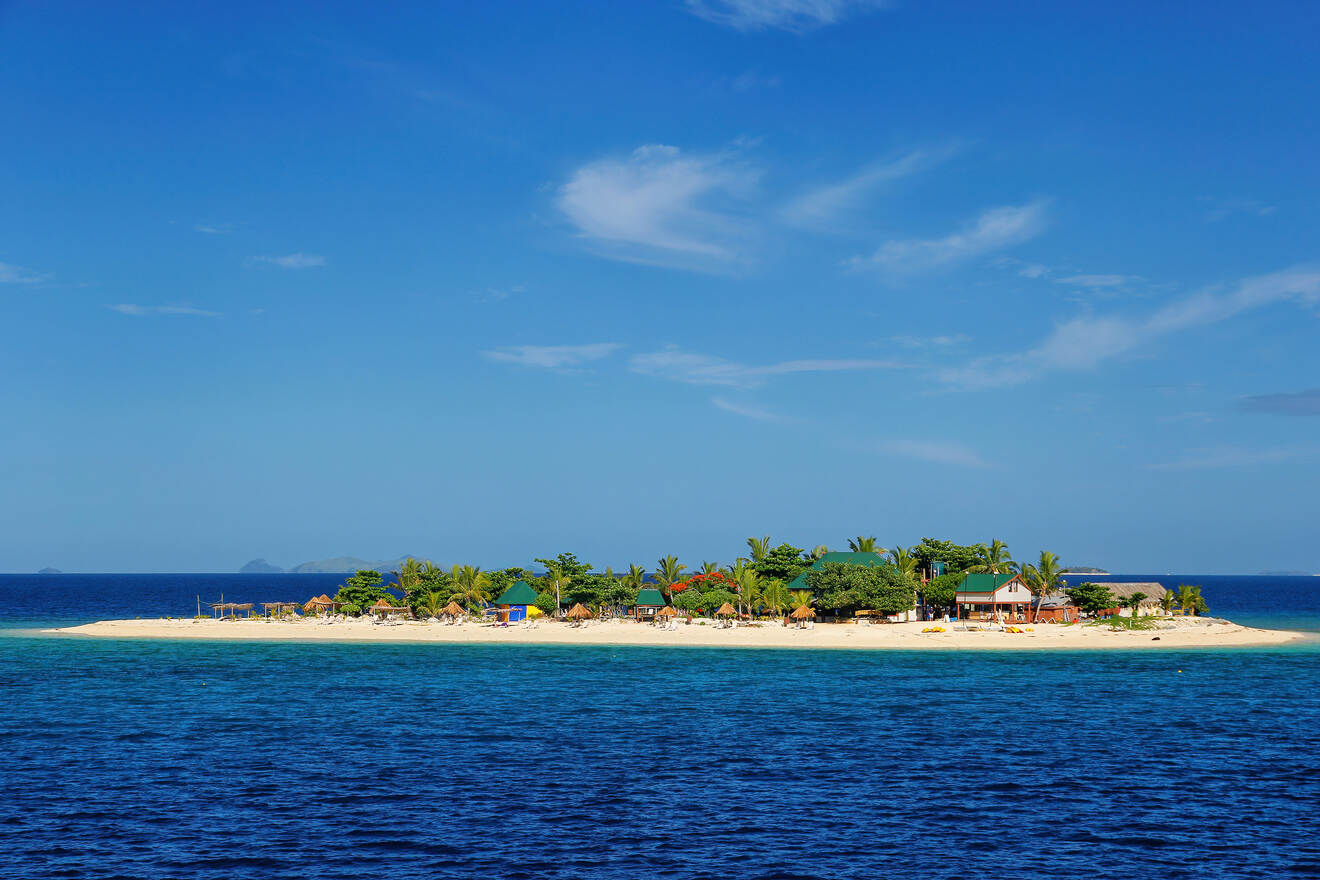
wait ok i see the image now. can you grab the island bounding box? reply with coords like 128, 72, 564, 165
56, 536, 1304, 652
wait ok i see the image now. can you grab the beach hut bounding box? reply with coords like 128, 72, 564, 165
492, 580, 539, 623
304, 594, 339, 616
261, 601, 300, 618
790, 605, 815, 629
440, 600, 465, 623
567, 603, 593, 626
633, 588, 668, 621
1099, 583, 1168, 617
369, 598, 410, 619
715, 602, 737, 627
1029, 592, 1077, 623
956, 574, 1032, 622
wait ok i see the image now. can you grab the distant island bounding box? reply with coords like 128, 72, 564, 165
239, 555, 415, 574
1258, 570, 1315, 577
37, 567, 62, 575
1060, 567, 1109, 575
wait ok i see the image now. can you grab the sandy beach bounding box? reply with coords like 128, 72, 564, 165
53, 616, 1306, 650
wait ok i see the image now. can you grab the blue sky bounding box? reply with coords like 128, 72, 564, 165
3, 0, 1319, 573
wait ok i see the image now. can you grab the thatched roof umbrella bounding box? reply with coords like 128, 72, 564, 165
567, 603, 593, 626
790, 604, 815, 624
656, 606, 677, 618
369, 598, 409, 617
304, 595, 336, 614
715, 602, 737, 617
441, 600, 465, 618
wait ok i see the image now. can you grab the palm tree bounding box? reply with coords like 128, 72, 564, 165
889, 546, 918, 581
448, 565, 492, 611
701, 560, 721, 575
655, 555, 687, 601
418, 589, 449, 618
970, 539, 1015, 574
1021, 551, 1064, 620
543, 562, 571, 617
788, 589, 814, 611
746, 536, 772, 564
1125, 592, 1148, 618
760, 579, 789, 617
848, 536, 883, 553
809, 545, 829, 561
1175, 584, 1205, 616
1159, 589, 1176, 615
622, 564, 647, 592
730, 561, 761, 619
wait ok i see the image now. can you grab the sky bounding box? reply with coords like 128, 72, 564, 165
3, 0, 1319, 574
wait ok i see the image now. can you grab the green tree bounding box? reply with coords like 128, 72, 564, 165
334, 570, 388, 609
808, 545, 829, 561
700, 588, 738, 615
1064, 582, 1116, 615
674, 589, 705, 614
760, 579, 789, 616
448, 565, 492, 611
921, 572, 962, 612
417, 589, 450, 617
806, 562, 915, 616
655, 555, 687, 600
889, 546, 919, 581
751, 543, 808, 582
969, 539, 1015, 574
622, 564, 647, 592
1159, 589, 1176, 614
730, 561, 761, 618
788, 589, 815, 610
746, 535, 772, 563
909, 538, 985, 578
1124, 591, 1149, 617
536, 555, 590, 616
1176, 584, 1208, 616
1021, 551, 1065, 619
700, 560, 721, 575
847, 536, 883, 553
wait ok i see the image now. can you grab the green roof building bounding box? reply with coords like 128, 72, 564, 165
786, 551, 889, 591
634, 587, 668, 620
493, 580, 539, 622
956, 573, 1020, 593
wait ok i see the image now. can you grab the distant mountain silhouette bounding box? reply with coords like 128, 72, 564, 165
37, 567, 62, 574
239, 555, 417, 574
239, 558, 284, 574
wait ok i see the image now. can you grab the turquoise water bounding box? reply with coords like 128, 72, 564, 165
2, 574, 1319, 879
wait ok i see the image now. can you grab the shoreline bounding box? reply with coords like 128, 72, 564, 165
50, 617, 1307, 651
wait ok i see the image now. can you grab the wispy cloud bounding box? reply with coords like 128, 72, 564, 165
942, 265, 1320, 388
1240, 388, 1320, 417
556, 144, 759, 271
480, 283, 526, 302
484, 343, 622, 369
247, 252, 326, 269
194, 223, 233, 235
996, 258, 1139, 289
0, 261, 50, 284
712, 397, 793, 422
782, 146, 957, 228
874, 439, 988, 468
888, 333, 970, 349
107, 304, 222, 317
1148, 446, 1313, 470
852, 200, 1049, 273
630, 345, 906, 388
1200, 197, 1276, 223
685, 0, 887, 31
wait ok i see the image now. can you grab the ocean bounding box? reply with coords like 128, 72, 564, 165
2, 573, 1318, 879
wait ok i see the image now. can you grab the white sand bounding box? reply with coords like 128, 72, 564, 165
52, 616, 1306, 651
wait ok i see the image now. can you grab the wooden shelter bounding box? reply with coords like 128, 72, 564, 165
441, 601, 465, 620
369, 598, 410, 618
790, 605, 815, 628
303, 594, 340, 615
715, 602, 737, 617
633, 588, 668, 621
567, 603, 592, 626
261, 601, 300, 617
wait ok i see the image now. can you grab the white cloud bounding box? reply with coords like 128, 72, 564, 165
484, 343, 622, 369
480, 283, 526, 302
108, 304, 222, 317
556, 144, 759, 271
782, 146, 957, 228
630, 345, 907, 388
0, 261, 49, 284
853, 201, 1049, 272
1200, 197, 1276, 223
685, 0, 887, 31
247, 252, 326, 269
1054, 273, 1138, 289
1148, 446, 1313, 471
942, 265, 1320, 388
194, 223, 232, 235
875, 439, 988, 468
889, 333, 970, 349
712, 397, 793, 422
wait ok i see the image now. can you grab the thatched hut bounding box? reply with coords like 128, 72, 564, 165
441, 600, 465, 622
714, 602, 738, 627
261, 601, 300, 618
369, 598, 410, 618
567, 603, 593, 626
790, 605, 815, 628
656, 606, 677, 618
1101, 583, 1168, 617
304, 594, 339, 615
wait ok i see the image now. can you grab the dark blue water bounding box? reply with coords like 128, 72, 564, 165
2, 574, 1319, 879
